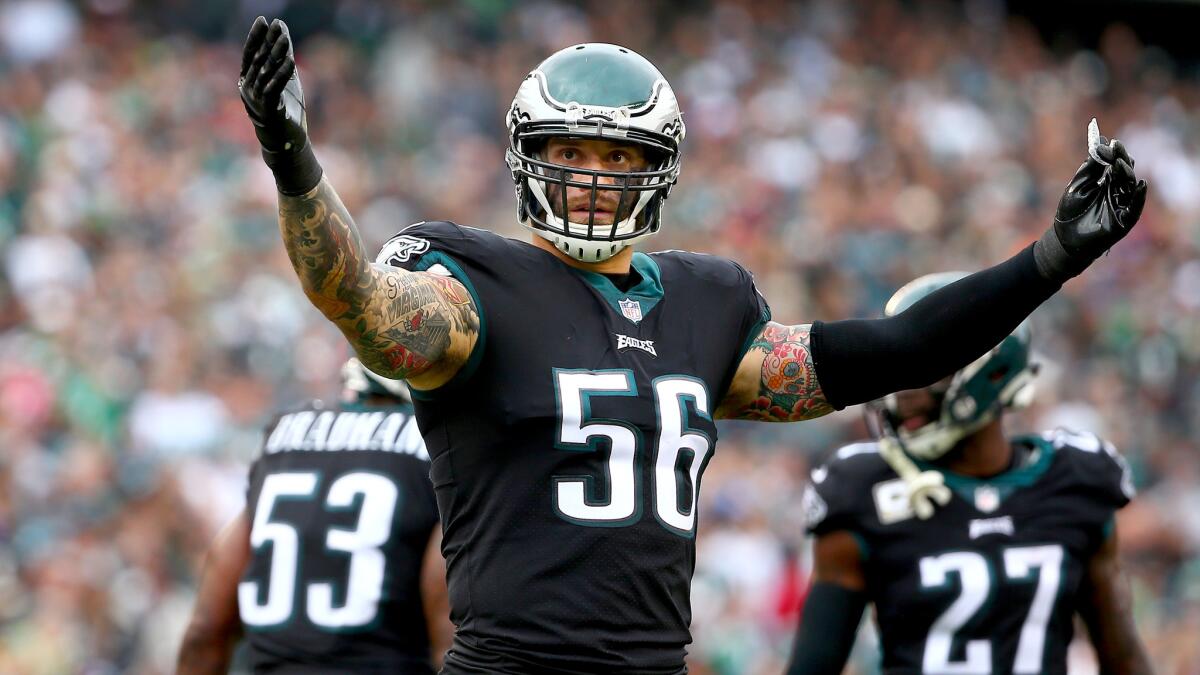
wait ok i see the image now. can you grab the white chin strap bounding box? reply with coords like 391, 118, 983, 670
523, 221, 654, 263
898, 417, 984, 461
878, 437, 952, 520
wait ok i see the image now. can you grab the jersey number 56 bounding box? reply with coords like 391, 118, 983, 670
553, 369, 713, 537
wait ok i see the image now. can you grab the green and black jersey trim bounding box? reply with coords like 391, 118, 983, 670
409, 251, 487, 401
569, 252, 664, 325
720, 296, 771, 403
914, 435, 1057, 507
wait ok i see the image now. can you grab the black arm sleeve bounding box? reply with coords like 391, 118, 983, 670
786, 582, 868, 675
810, 243, 1059, 410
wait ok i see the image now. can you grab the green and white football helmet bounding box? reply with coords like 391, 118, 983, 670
868, 272, 1039, 461
341, 358, 411, 405
506, 43, 685, 263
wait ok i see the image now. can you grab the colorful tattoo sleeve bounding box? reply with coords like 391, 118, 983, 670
731, 322, 833, 422
277, 178, 478, 380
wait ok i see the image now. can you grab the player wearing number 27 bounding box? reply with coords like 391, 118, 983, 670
237, 15, 1148, 675
787, 274, 1153, 675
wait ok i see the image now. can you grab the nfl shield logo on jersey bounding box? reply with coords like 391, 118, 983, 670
618, 298, 643, 323
974, 485, 1001, 513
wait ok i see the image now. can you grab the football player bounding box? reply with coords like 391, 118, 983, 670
786, 273, 1153, 675
237, 17, 1148, 674
176, 359, 449, 674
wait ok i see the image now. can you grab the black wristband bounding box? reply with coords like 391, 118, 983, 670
786, 582, 867, 675
261, 140, 324, 196
811, 244, 1060, 410
1034, 227, 1089, 283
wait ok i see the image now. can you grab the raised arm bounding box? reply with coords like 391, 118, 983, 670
721, 125, 1146, 420
238, 18, 477, 388
718, 247, 1062, 420
276, 178, 477, 387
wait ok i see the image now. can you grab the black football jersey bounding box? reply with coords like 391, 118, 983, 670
803, 428, 1135, 675
377, 222, 770, 674
240, 401, 439, 674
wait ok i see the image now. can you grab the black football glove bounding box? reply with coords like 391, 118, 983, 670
1034, 125, 1148, 283
238, 17, 323, 195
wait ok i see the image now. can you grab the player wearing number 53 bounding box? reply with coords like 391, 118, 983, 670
176, 360, 450, 674
238, 15, 1147, 674
787, 274, 1152, 675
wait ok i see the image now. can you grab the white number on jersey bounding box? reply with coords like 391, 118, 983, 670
552, 369, 714, 536
239, 471, 399, 629
918, 544, 1064, 674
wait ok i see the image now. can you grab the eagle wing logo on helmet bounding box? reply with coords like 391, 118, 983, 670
802, 484, 828, 529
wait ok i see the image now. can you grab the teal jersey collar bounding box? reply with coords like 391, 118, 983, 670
914, 435, 1056, 509
570, 252, 664, 325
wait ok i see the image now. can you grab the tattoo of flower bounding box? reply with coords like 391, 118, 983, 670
276, 178, 479, 381
735, 323, 832, 422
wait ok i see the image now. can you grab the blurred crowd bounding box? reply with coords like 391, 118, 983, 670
0, 0, 1197, 672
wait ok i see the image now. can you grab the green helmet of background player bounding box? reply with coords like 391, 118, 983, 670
868, 272, 1039, 460
505, 43, 686, 263
340, 358, 412, 406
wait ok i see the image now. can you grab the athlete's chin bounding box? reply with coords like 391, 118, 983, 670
567, 210, 616, 225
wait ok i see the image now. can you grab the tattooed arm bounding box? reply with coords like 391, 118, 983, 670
716, 322, 834, 422
279, 178, 479, 389
236, 19, 476, 388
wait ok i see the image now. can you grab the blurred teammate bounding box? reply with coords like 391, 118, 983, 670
787, 273, 1153, 675
176, 359, 449, 674
237, 16, 1147, 673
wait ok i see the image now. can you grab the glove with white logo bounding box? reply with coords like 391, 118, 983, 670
1034, 119, 1148, 283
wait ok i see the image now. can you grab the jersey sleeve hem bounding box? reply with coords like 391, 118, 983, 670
849, 530, 870, 561
807, 524, 870, 560
1101, 516, 1115, 542
408, 251, 487, 400
717, 264, 772, 403
735, 310, 771, 366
